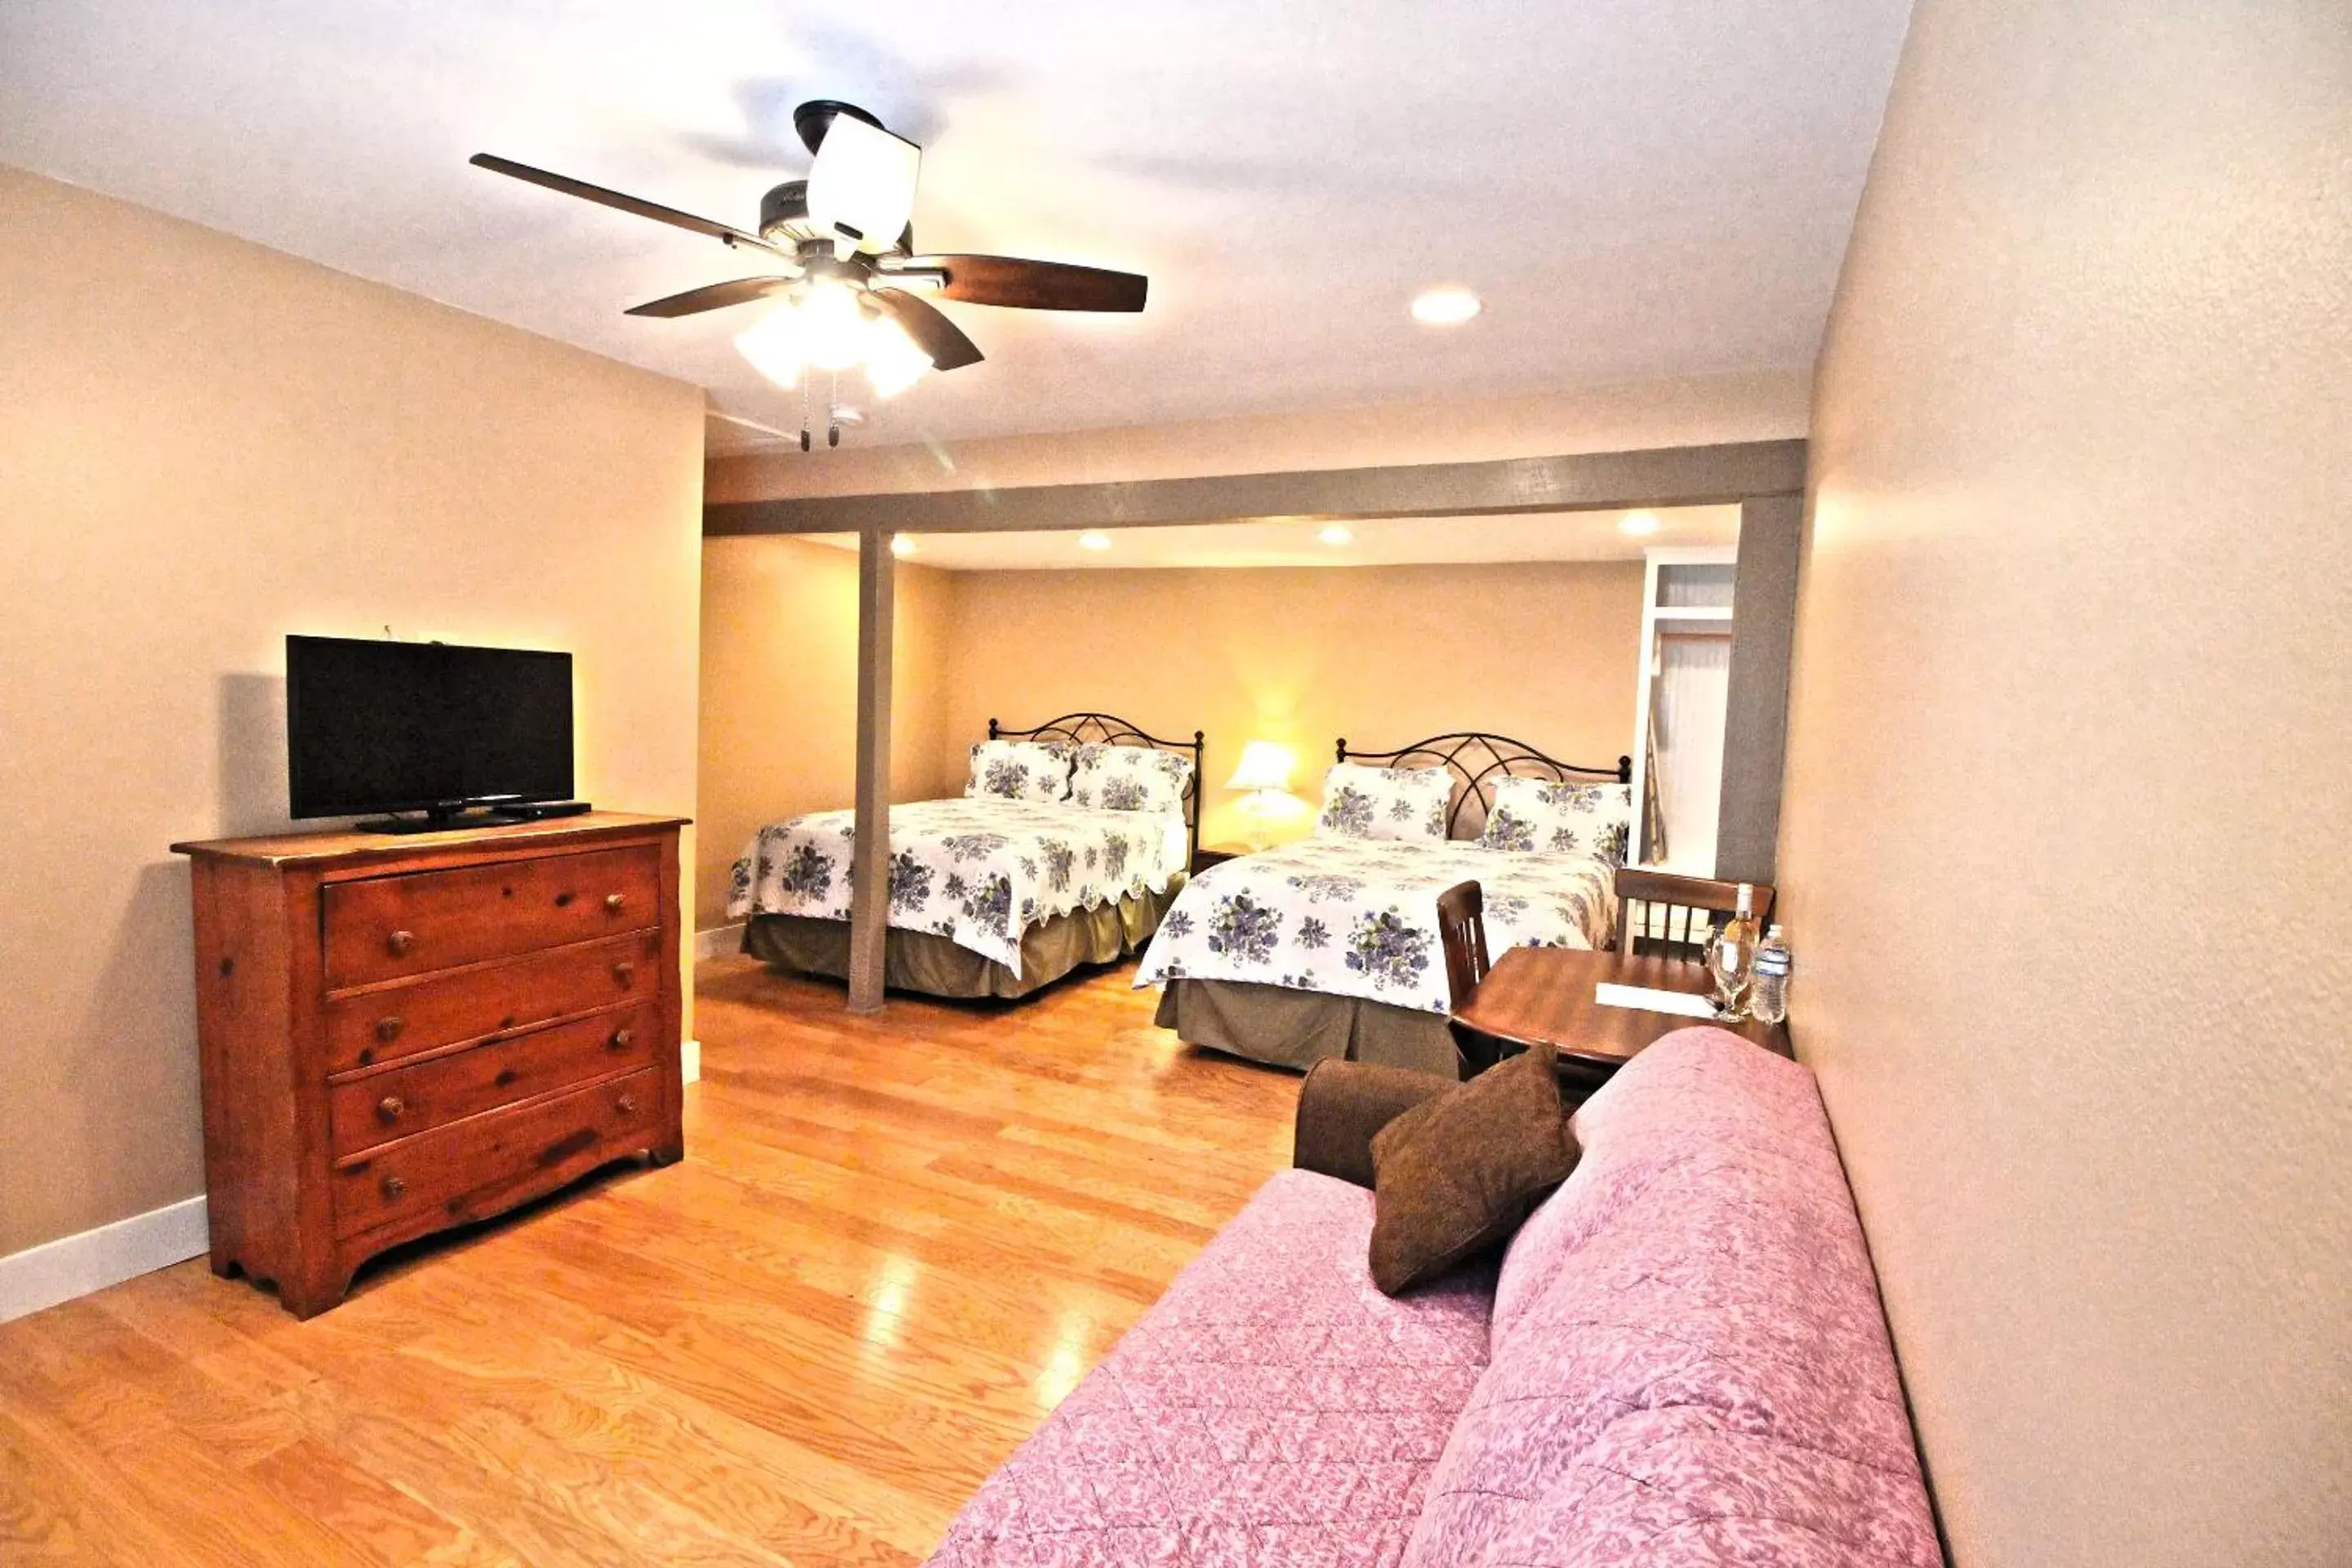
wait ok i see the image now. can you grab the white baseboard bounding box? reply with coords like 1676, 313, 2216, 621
0, 1195, 209, 1325
693, 922, 746, 962
3, 1019, 710, 1325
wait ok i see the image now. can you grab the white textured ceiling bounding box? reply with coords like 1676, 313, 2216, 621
806, 507, 1739, 570
0, 1, 1909, 448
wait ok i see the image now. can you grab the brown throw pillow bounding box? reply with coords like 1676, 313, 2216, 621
1367, 1043, 1578, 1295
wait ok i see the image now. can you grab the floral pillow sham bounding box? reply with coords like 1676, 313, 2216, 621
963, 739, 1073, 803
1068, 743, 1192, 814
1477, 777, 1633, 865
1315, 762, 1453, 843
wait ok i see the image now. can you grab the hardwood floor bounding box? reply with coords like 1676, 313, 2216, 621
0, 959, 1302, 1566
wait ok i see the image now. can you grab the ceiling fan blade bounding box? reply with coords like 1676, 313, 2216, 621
869, 289, 985, 372
470, 154, 779, 253
625, 276, 797, 318
903, 254, 1147, 312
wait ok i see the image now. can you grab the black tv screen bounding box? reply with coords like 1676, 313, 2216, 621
286, 635, 573, 819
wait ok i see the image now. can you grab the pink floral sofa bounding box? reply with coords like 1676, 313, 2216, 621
925, 1029, 1940, 1567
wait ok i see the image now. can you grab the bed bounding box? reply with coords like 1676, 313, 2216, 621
1135, 732, 1632, 1077
727, 713, 1203, 1000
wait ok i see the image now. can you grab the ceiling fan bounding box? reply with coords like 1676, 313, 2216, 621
470, 100, 1147, 447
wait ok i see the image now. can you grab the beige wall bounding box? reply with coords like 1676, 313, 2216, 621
1779, 4, 2350, 1565
935, 563, 1642, 848
695, 537, 954, 926
694, 554, 1640, 895
0, 167, 706, 1260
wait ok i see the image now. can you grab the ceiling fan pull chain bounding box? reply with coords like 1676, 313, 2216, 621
828, 370, 842, 448
800, 376, 813, 452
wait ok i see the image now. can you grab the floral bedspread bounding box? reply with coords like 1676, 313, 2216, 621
1132, 835, 1615, 1015
728, 799, 1187, 970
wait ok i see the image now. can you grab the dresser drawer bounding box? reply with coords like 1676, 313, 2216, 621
323, 929, 658, 1076
332, 1067, 659, 1240
328, 1003, 657, 1157
323, 845, 660, 990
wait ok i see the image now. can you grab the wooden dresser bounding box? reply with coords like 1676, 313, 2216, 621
172, 813, 688, 1316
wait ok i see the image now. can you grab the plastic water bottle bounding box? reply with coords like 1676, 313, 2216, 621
1752, 924, 1791, 1025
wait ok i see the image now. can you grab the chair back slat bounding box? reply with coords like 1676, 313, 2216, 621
1614, 870, 1775, 961
1435, 880, 1490, 1012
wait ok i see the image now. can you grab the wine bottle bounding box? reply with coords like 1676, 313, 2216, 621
1707, 884, 1762, 1020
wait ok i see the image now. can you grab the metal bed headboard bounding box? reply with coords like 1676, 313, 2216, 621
1334, 731, 1632, 841
989, 713, 1207, 867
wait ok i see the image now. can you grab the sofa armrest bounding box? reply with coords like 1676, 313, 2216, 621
1293, 1059, 1452, 1189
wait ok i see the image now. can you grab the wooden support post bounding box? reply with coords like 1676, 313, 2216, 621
1717, 493, 1805, 884
847, 529, 894, 1013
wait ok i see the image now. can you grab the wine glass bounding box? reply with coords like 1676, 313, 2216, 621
1702, 922, 1753, 1022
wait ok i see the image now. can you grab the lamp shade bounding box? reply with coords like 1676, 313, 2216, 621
806, 114, 921, 256
1225, 741, 1296, 794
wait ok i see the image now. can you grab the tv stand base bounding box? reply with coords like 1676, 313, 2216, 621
354, 808, 527, 835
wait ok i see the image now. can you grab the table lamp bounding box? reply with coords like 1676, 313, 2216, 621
1225, 741, 1297, 850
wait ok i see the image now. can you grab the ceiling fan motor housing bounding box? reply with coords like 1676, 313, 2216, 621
760, 180, 911, 256
759, 180, 815, 244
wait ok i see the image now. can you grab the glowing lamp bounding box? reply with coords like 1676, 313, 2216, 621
797, 279, 870, 372
733, 304, 806, 390
864, 315, 935, 399
1225, 741, 1298, 851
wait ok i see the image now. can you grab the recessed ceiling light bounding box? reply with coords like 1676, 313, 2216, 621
890, 533, 915, 557
1318, 523, 1355, 546
1618, 511, 1662, 537
1078, 531, 1112, 550
1410, 286, 1481, 326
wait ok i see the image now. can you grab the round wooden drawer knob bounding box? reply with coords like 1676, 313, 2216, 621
616, 1093, 639, 1115
375, 1017, 403, 1043
386, 929, 415, 957
605, 893, 627, 913
612, 961, 635, 986
381, 1175, 408, 1200
376, 1095, 405, 1123
608, 1027, 635, 1051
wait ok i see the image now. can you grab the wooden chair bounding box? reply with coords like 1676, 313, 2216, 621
1437, 881, 1504, 1076
1614, 869, 1775, 961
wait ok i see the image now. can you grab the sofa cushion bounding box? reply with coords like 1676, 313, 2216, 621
926, 1167, 1498, 1568
1401, 1030, 1940, 1568
1369, 1041, 1578, 1294
1490, 1024, 1848, 1347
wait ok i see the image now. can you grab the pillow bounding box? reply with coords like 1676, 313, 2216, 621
1316, 762, 1452, 843
963, 739, 1072, 803
1367, 1043, 1579, 1295
1068, 743, 1192, 814
1478, 777, 1633, 864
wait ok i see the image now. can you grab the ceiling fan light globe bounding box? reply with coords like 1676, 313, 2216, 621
798, 279, 871, 372
865, 318, 933, 399
733, 304, 804, 389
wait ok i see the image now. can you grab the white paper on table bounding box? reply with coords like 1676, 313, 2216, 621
1594, 982, 1717, 1019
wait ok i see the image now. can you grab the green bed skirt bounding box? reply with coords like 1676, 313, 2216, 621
1152, 978, 1463, 1080
742, 879, 1182, 1001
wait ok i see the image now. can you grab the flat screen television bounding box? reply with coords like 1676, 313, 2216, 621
286, 635, 573, 826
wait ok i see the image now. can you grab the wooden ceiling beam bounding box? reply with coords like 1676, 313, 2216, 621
705, 440, 1806, 537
